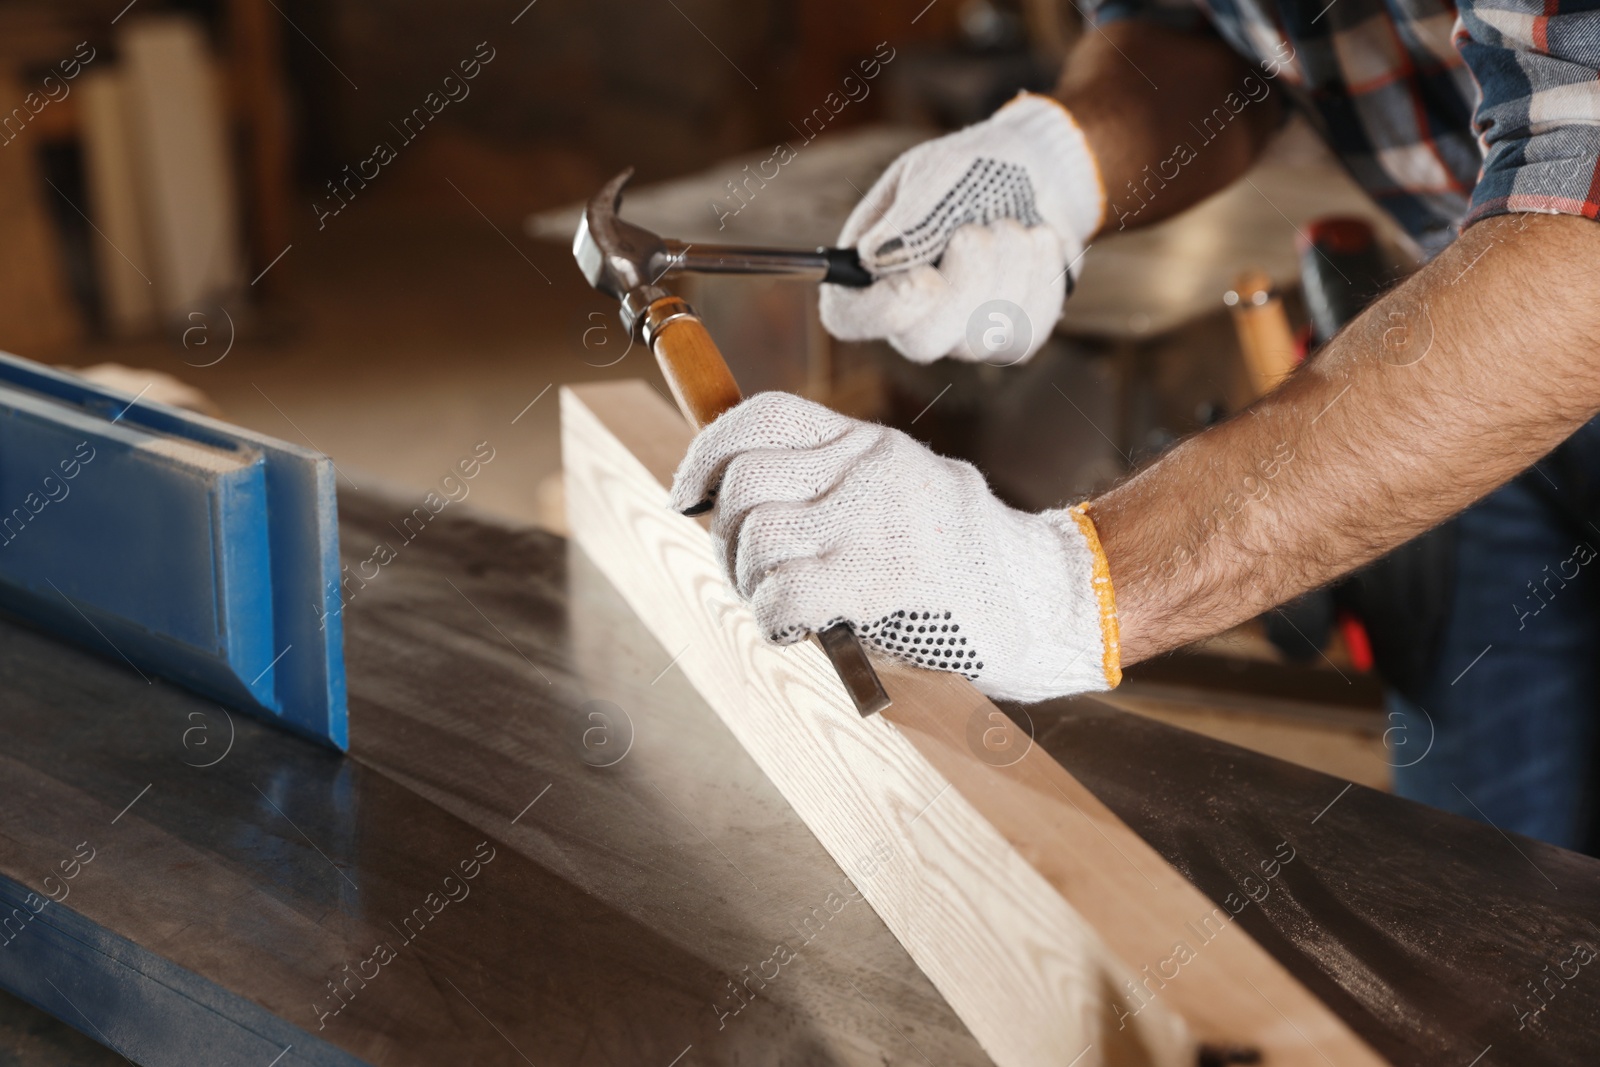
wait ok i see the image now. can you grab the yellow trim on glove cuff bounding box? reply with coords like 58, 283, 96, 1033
1068, 502, 1122, 689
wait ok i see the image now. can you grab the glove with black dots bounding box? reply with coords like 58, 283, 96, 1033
821, 92, 1104, 366
667, 392, 1122, 702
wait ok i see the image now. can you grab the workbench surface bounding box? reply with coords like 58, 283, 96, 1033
1, 492, 1596, 1065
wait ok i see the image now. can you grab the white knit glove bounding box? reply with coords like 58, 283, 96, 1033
668, 393, 1121, 702
821, 92, 1104, 366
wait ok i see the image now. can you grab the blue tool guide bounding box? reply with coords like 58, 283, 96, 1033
0, 354, 348, 748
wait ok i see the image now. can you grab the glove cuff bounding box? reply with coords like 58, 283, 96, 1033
997, 92, 1106, 248
1044, 502, 1122, 689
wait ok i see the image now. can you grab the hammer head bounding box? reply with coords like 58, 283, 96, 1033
573, 168, 669, 301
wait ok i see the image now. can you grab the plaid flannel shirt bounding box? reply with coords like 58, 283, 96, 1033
1089, 0, 1600, 251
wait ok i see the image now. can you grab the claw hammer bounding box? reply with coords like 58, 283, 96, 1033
573, 169, 890, 717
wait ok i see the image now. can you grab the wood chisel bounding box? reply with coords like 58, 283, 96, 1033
573, 168, 889, 717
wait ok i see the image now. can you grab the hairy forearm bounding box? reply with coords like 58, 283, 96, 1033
1090, 214, 1600, 663
1055, 22, 1284, 234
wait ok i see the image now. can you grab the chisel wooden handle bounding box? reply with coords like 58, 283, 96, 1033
1225, 270, 1298, 398
645, 298, 743, 431
641, 294, 891, 717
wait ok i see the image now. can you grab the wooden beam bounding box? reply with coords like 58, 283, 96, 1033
227, 0, 294, 299
562, 379, 1393, 1067
0, 69, 82, 355
79, 69, 158, 337
121, 17, 244, 321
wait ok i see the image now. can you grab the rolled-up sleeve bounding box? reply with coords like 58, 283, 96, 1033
1457, 0, 1600, 223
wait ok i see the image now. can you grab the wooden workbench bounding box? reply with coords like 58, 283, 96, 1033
0, 492, 1595, 1065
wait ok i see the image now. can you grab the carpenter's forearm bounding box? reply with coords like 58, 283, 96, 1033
1055, 22, 1284, 234
1090, 214, 1600, 663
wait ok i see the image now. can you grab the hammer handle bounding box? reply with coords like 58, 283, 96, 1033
657, 243, 874, 289
644, 295, 891, 718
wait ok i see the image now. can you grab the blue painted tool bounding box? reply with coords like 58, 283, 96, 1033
0, 353, 347, 748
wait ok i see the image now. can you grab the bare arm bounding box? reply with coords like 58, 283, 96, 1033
1054, 21, 1284, 233
1091, 213, 1600, 663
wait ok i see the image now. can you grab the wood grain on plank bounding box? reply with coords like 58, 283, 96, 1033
562, 379, 1395, 1067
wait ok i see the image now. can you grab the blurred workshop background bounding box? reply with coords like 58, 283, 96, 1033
1, 0, 1407, 815
0, 1, 1439, 1058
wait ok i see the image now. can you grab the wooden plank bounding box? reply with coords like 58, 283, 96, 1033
1101, 691, 1390, 790
78, 69, 157, 337
561, 379, 1395, 1067
0, 69, 81, 354
120, 16, 243, 321
227, 0, 294, 298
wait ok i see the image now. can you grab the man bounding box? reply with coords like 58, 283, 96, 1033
667, 0, 1600, 849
